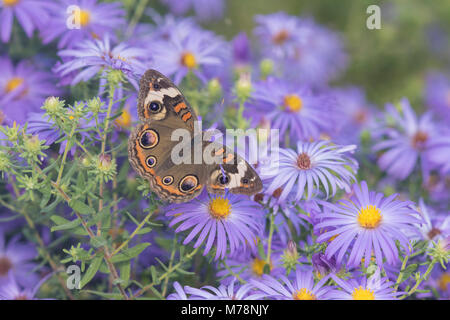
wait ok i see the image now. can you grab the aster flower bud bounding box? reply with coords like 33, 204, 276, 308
89, 153, 117, 183
42, 96, 65, 117
281, 240, 300, 273
259, 58, 274, 79
20, 135, 48, 163
429, 236, 450, 267
234, 73, 252, 103
107, 69, 125, 87
207, 78, 222, 101
87, 97, 104, 114
0, 151, 12, 173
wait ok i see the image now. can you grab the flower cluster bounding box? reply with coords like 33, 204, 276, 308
0, 0, 448, 301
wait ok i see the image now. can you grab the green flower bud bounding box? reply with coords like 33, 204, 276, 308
107, 69, 125, 87
90, 153, 117, 183
42, 96, 65, 116
21, 135, 47, 163
234, 73, 252, 103
87, 97, 104, 114
259, 58, 274, 79
207, 78, 222, 101
0, 151, 11, 172
281, 240, 300, 273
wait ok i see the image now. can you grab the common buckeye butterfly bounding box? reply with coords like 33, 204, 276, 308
128, 69, 262, 203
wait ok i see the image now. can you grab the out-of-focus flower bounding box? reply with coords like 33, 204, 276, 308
416, 199, 450, 243
165, 191, 263, 260
0, 231, 38, 287
260, 141, 358, 202
330, 87, 377, 145
183, 280, 264, 300
151, 26, 229, 84
330, 271, 400, 300
161, 0, 225, 22
254, 13, 347, 85
232, 32, 252, 71
0, 56, 59, 124
245, 77, 338, 142
373, 98, 450, 180
0, 0, 53, 42
0, 271, 49, 300
253, 12, 303, 59
41, 0, 125, 49
54, 35, 149, 89
316, 181, 421, 268
284, 17, 348, 86
250, 269, 336, 300
425, 72, 450, 123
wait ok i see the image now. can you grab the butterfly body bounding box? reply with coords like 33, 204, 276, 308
128, 69, 262, 203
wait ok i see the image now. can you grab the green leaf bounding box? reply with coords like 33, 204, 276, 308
110, 243, 151, 263
80, 256, 103, 289
258, 240, 266, 260
119, 262, 131, 285
90, 236, 107, 248
150, 266, 160, 285
69, 199, 95, 215
401, 264, 418, 282
50, 215, 81, 232
84, 290, 123, 300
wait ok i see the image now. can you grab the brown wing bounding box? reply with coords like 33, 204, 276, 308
128, 121, 206, 203
137, 69, 197, 131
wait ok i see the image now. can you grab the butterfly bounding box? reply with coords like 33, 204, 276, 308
128, 69, 262, 203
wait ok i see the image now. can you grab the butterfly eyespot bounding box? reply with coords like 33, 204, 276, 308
149, 101, 162, 113
139, 129, 159, 149
153, 83, 161, 90
242, 178, 249, 184
179, 175, 198, 193
146, 156, 156, 168
162, 176, 174, 185
218, 174, 230, 185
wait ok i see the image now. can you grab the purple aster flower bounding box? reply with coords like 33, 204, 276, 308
165, 191, 263, 260
329, 86, 377, 145
167, 281, 189, 300
216, 241, 285, 285
232, 32, 252, 71
245, 77, 338, 142
250, 269, 336, 300
253, 12, 303, 59
0, 230, 38, 287
284, 17, 348, 86
330, 271, 400, 300
40, 0, 125, 49
316, 181, 421, 268
260, 141, 357, 202
372, 98, 450, 180
54, 35, 150, 89
161, 0, 225, 22
311, 253, 339, 278
425, 72, 450, 123
151, 26, 229, 84
0, 0, 54, 42
0, 271, 50, 300
183, 280, 264, 300
416, 199, 450, 243
0, 56, 59, 124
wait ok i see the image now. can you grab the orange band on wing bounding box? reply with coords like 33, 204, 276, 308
174, 102, 187, 113
214, 148, 225, 156
182, 112, 192, 122
223, 153, 234, 163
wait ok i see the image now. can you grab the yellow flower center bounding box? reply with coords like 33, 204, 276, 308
78, 9, 91, 27
3, 0, 20, 7
438, 273, 450, 291
5, 77, 24, 93
357, 205, 382, 229
208, 197, 231, 219
251, 257, 272, 277
181, 52, 197, 69
115, 108, 132, 128
293, 288, 317, 300
283, 94, 303, 112
352, 286, 375, 300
